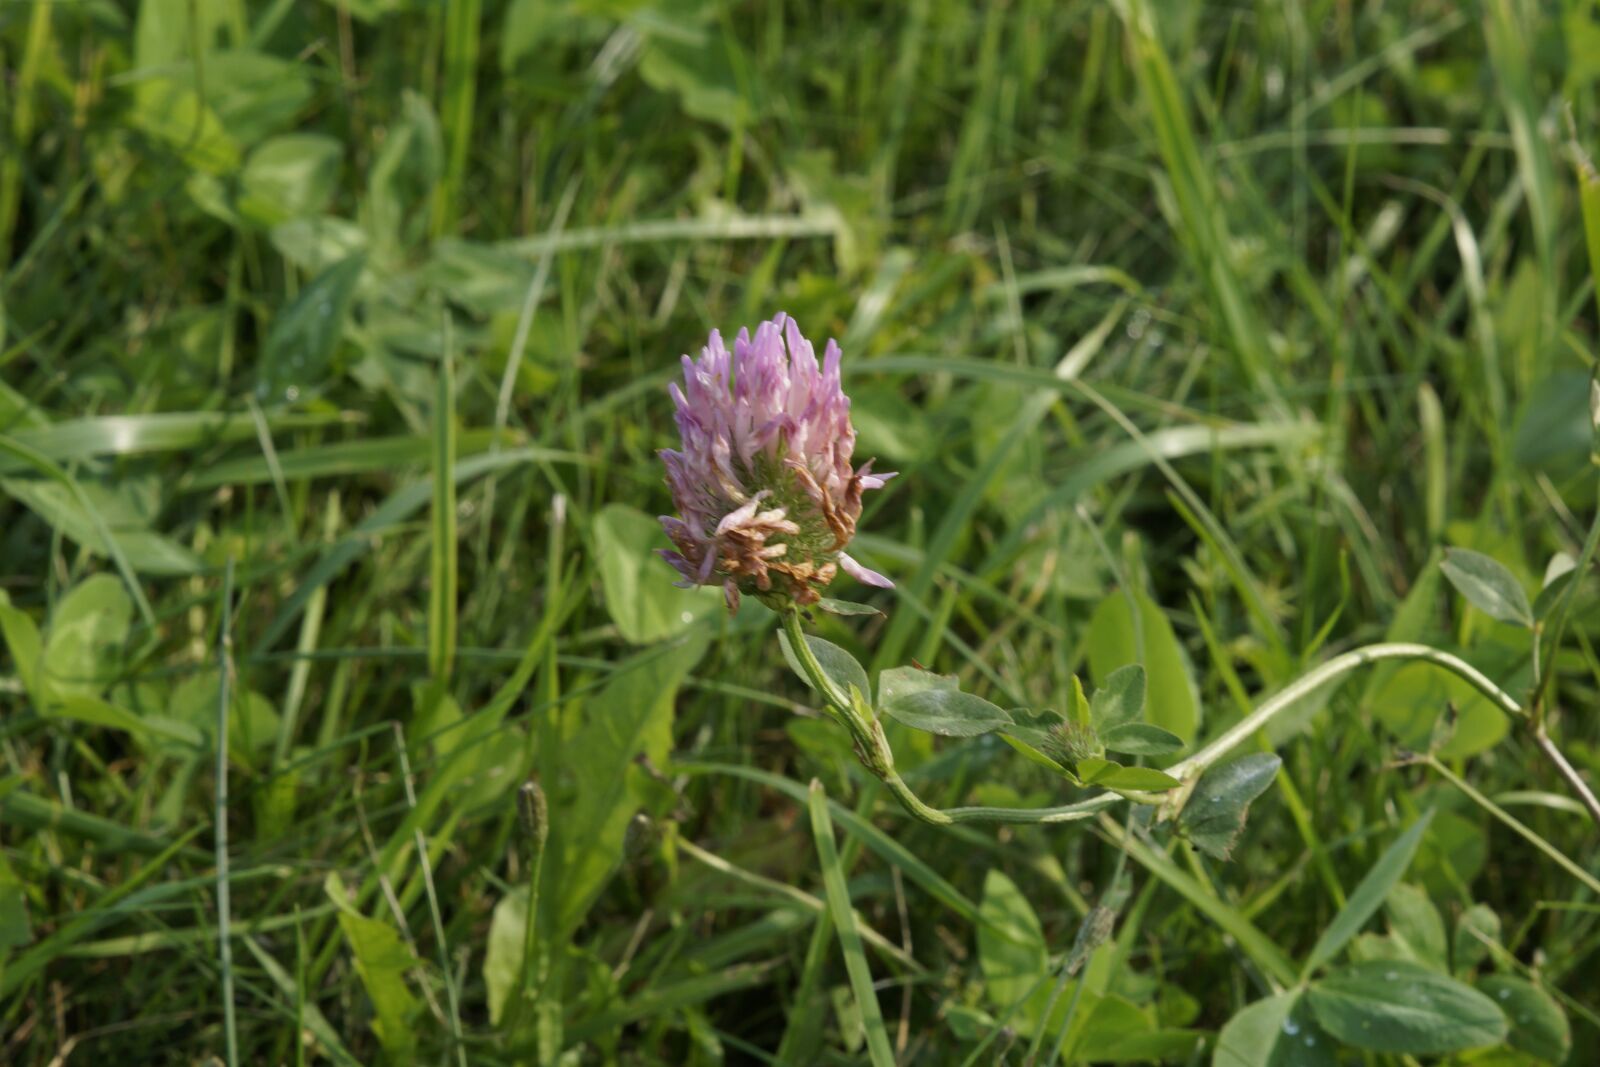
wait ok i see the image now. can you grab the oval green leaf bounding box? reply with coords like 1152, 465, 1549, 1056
1307, 961, 1506, 1055
1476, 975, 1569, 1064
881, 688, 1013, 738
1179, 753, 1281, 861
779, 632, 870, 708
1213, 991, 1336, 1067
1090, 663, 1146, 731
1088, 763, 1181, 791
877, 664, 956, 707
1440, 548, 1533, 628
1086, 592, 1199, 742
1101, 721, 1184, 757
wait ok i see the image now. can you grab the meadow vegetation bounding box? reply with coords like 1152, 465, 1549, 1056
2, 0, 1600, 1063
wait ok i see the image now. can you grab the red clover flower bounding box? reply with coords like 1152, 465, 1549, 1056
659, 313, 894, 611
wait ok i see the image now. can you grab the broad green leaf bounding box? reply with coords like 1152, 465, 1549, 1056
1385, 884, 1447, 973
1574, 0, 1600, 90
593, 503, 719, 644
1454, 903, 1501, 974
1476, 975, 1569, 1064
547, 635, 707, 936
237, 134, 343, 226
1369, 659, 1509, 759
1307, 961, 1506, 1055
1513, 372, 1595, 475
779, 632, 868, 707
1086, 591, 1199, 742
256, 253, 366, 406
880, 687, 1012, 737
1071, 993, 1202, 1062
1076, 756, 1117, 782
1077, 1025, 1202, 1064
366, 91, 441, 256
134, 0, 229, 70
1178, 753, 1280, 860
1360, 548, 1443, 708
977, 870, 1047, 1013
1091, 663, 1146, 730
1, 477, 203, 575
1440, 548, 1533, 627
325, 873, 420, 1059
483, 885, 529, 1027
1100, 722, 1184, 757
129, 78, 240, 175
876, 665, 956, 707
272, 216, 370, 274
42, 575, 132, 701
197, 49, 314, 144
1350, 932, 1411, 963
638, 31, 753, 131
1304, 810, 1434, 974
815, 598, 882, 617
501, 0, 568, 71
167, 672, 282, 764
1213, 991, 1335, 1067
1413, 807, 1489, 898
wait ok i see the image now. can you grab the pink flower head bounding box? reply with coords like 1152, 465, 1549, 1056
659, 313, 895, 610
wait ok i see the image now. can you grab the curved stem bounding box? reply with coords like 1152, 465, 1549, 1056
781, 612, 1532, 830
1164, 642, 1523, 782
780, 608, 852, 711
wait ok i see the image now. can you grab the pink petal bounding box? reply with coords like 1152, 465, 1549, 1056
715, 498, 761, 536
839, 552, 893, 588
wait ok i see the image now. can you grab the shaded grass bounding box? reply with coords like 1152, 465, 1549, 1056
1, 0, 1599, 1064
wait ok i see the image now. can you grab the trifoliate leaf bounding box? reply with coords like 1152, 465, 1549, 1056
1091, 663, 1146, 731
1101, 722, 1184, 757
1178, 753, 1280, 860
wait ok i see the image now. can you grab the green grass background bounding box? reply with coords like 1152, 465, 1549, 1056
3, 0, 1600, 1062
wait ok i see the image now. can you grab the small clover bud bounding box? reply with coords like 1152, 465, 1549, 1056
1049, 720, 1104, 766
658, 314, 895, 611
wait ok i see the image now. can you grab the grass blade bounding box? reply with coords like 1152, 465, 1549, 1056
807, 779, 897, 1067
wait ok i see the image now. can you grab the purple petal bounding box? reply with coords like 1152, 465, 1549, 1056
839, 552, 893, 588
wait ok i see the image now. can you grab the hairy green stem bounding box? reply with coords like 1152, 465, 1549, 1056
782, 611, 1533, 829
1165, 642, 1522, 782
